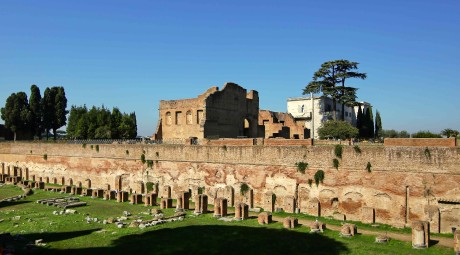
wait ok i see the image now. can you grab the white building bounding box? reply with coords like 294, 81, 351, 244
287, 96, 371, 139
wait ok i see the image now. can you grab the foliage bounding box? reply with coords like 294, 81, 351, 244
0, 92, 31, 141
145, 182, 155, 193
43, 154, 47, 160
307, 179, 313, 187
318, 120, 358, 140
126, 150, 129, 155
360, 106, 374, 139
222, 145, 227, 151
198, 186, 205, 194
90, 145, 94, 150
95, 145, 100, 152
441, 128, 459, 138
314, 170, 325, 186
29, 85, 43, 138
412, 130, 442, 138
82, 143, 87, 149
43, 86, 68, 140
156, 152, 159, 157
140, 154, 146, 164
303, 60, 366, 121
66, 105, 137, 139
356, 105, 363, 137
382, 129, 410, 138
332, 158, 339, 170
374, 110, 382, 139
240, 183, 250, 196
353, 145, 361, 154
334, 144, 343, 159
424, 147, 431, 159
295, 162, 308, 174
366, 162, 372, 172
146, 160, 154, 168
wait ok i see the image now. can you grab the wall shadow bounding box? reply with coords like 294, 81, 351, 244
34, 225, 349, 255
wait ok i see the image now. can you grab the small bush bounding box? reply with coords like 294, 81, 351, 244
222, 145, 227, 151
145, 182, 154, 193
146, 160, 154, 168
95, 145, 99, 152
126, 150, 129, 155
90, 145, 94, 150
140, 154, 146, 164
314, 170, 325, 186
353, 145, 361, 154
43, 154, 48, 160
82, 143, 86, 148
333, 158, 339, 170
424, 147, 431, 159
30, 150, 32, 154
240, 183, 249, 196
334, 145, 343, 159
295, 162, 309, 174
198, 186, 205, 195
308, 179, 313, 188
156, 152, 159, 157
366, 162, 372, 172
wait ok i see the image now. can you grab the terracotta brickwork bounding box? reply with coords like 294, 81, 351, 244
258, 110, 307, 139
384, 137, 457, 147
1, 142, 460, 233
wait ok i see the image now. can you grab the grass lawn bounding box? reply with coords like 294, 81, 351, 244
0, 185, 454, 255
0, 184, 24, 200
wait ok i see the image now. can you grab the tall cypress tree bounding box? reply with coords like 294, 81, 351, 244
366, 106, 375, 138
375, 110, 382, 139
356, 105, 364, 138
29, 85, 42, 139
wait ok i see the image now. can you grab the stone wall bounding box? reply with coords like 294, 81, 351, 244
384, 137, 457, 147
1, 142, 460, 233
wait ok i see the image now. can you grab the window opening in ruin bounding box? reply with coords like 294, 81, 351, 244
175, 111, 182, 125
263, 120, 269, 125
244, 119, 251, 137
197, 110, 203, 124
166, 112, 172, 125
186, 110, 192, 125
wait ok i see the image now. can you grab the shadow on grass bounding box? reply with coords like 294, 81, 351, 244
24, 228, 102, 244
0, 200, 32, 208
37, 225, 349, 255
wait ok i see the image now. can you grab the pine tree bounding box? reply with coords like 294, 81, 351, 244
375, 110, 382, 139
29, 85, 42, 139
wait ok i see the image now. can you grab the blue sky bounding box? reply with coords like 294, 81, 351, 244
1, 0, 459, 136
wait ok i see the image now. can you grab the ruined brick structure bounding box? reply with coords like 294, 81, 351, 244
1, 140, 460, 233
258, 110, 308, 139
155, 83, 259, 140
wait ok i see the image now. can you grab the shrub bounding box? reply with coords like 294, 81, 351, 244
146, 160, 154, 168
140, 154, 146, 164
82, 143, 86, 148
43, 154, 48, 160
295, 162, 308, 174
95, 145, 99, 152
126, 150, 129, 155
353, 145, 361, 154
156, 152, 159, 157
308, 179, 313, 188
314, 170, 325, 186
145, 182, 155, 193
198, 186, 205, 195
334, 144, 343, 159
90, 145, 94, 150
222, 145, 227, 151
318, 120, 358, 139
424, 147, 431, 159
333, 158, 339, 170
30, 150, 32, 154
240, 183, 249, 196
412, 130, 442, 138
366, 162, 372, 172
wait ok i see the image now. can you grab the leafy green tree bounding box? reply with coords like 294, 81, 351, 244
110, 107, 123, 138
441, 128, 459, 138
29, 85, 42, 139
67, 105, 88, 139
412, 131, 442, 138
119, 113, 137, 139
303, 60, 366, 120
42, 87, 56, 139
374, 110, 382, 139
1, 92, 31, 141
318, 120, 358, 140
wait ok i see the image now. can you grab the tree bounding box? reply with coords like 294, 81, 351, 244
441, 128, 459, 138
42, 87, 57, 139
67, 105, 88, 139
303, 60, 366, 120
29, 85, 42, 139
362, 106, 374, 139
318, 120, 358, 140
0, 92, 31, 141
53, 87, 68, 140
110, 107, 123, 139
356, 105, 365, 138
412, 131, 442, 138
374, 110, 382, 139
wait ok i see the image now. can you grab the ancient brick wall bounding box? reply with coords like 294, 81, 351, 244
384, 137, 457, 147
1, 142, 460, 233
258, 110, 307, 139
263, 138, 313, 146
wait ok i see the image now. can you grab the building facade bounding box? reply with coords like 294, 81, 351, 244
287, 96, 370, 139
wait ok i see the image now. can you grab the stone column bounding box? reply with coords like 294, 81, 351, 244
412, 221, 430, 249
162, 185, 171, 198
264, 192, 275, 212
85, 179, 91, 189
194, 194, 208, 214
454, 229, 460, 255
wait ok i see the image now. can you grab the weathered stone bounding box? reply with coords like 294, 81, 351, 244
283, 217, 298, 229
258, 212, 272, 225
412, 221, 430, 249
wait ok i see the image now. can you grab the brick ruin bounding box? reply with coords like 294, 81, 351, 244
0, 141, 459, 233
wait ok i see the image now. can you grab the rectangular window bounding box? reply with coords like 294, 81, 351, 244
197, 110, 203, 124
175, 111, 182, 125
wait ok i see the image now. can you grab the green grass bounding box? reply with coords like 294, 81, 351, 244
0, 185, 24, 200
0, 185, 454, 255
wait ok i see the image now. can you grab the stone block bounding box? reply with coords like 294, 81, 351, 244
258, 212, 272, 225
283, 217, 298, 229
412, 221, 430, 249
160, 198, 173, 209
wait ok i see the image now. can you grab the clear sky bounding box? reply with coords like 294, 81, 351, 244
1, 0, 459, 136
